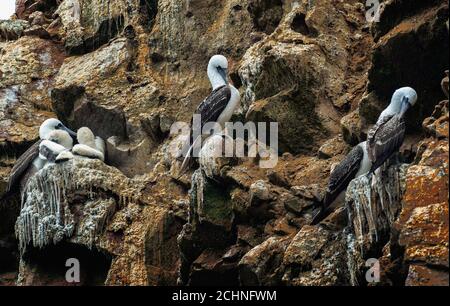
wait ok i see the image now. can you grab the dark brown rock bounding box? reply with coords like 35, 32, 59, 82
23, 25, 50, 39
318, 135, 350, 159
189, 248, 239, 286
281, 192, 312, 215
236, 225, 264, 248
282, 226, 350, 286
365, 1, 449, 129
405, 264, 449, 286
239, 236, 291, 286
246, 85, 326, 155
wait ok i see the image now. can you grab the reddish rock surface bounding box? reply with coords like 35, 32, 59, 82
396, 98, 449, 286
405, 264, 449, 286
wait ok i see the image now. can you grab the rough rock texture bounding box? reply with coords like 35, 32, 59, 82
396, 100, 449, 286
0, 0, 448, 286
239, 236, 291, 286
241, 0, 373, 154
1, 36, 64, 196
281, 225, 350, 286
360, 0, 449, 130
0, 20, 30, 40
12, 157, 184, 285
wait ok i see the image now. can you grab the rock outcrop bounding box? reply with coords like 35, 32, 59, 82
12, 157, 185, 285
0, 0, 448, 286
397, 98, 449, 286
361, 0, 449, 129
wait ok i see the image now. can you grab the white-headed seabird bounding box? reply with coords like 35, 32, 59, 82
178, 55, 241, 175
1, 118, 76, 199
367, 87, 418, 173
311, 87, 418, 225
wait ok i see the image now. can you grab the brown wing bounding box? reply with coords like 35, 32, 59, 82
367, 115, 405, 172
185, 85, 231, 149
194, 85, 231, 130
367, 115, 392, 160
5, 140, 41, 194
325, 145, 364, 206
311, 145, 364, 225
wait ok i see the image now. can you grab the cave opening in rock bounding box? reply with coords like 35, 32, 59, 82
291, 13, 311, 36
21, 242, 112, 286
248, 0, 283, 35
140, 0, 158, 31
0, 200, 20, 285
229, 72, 243, 89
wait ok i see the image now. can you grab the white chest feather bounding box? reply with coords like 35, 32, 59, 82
217, 86, 241, 127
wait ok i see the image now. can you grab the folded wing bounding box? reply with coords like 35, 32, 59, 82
5, 140, 41, 195
367, 114, 406, 173
325, 145, 364, 207
311, 145, 364, 225
178, 86, 231, 177
194, 85, 231, 131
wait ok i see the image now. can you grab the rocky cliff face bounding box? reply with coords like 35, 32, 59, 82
0, 0, 448, 286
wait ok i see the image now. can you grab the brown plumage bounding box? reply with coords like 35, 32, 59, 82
3, 141, 41, 198
178, 85, 231, 176
367, 114, 406, 173
311, 145, 364, 225
194, 85, 231, 131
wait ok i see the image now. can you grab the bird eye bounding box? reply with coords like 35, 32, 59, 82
56, 123, 62, 129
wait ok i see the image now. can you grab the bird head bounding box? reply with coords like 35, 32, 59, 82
208, 55, 229, 86
390, 87, 418, 117
39, 118, 77, 141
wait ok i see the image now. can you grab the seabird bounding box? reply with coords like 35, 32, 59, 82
72, 127, 106, 161
39, 130, 75, 163
311, 87, 418, 225
178, 55, 241, 175
367, 87, 418, 173
1, 118, 76, 199
311, 141, 372, 225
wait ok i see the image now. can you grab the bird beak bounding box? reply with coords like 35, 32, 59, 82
218, 67, 229, 86
62, 125, 77, 140
224, 68, 229, 85
400, 96, 411, 117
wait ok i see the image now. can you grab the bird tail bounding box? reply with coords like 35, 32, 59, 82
176, 135, 202, 179
177, 146, 194, 179
310, 192, 333, 225
310, 207, 327, 225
